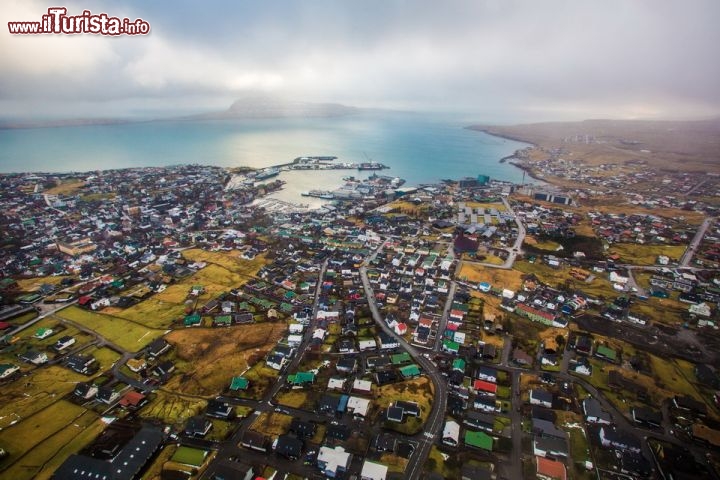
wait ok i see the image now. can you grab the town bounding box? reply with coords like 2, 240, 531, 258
0, 159, 719, 480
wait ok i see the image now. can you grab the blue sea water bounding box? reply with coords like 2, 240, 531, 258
0, 112, 528, 183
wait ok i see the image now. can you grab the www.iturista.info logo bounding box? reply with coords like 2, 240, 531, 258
8, 7, 150, 35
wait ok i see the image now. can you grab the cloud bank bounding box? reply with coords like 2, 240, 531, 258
1, 0, 719, 121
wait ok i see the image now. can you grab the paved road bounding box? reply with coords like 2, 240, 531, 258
680, 216, 714, 267
359, 265, 447, 480
456, 197, 526, 272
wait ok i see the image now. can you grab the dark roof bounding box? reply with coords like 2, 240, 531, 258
326, 423, 351, 440
206, 399, 233, 418
336, 357, 357, 371
386, 406, 404, 422
374, 432, 397, 452
289, 419, 317, 438
318, 394, 341, 413
276, 434, 303, 459
531, 406, 557, 423
184, 416, 211, 436
52, 426, 164, 480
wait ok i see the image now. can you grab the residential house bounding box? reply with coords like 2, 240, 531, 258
206, 399, 234, 419
530, 389, 553, 408
463, 411, 494, 432
476, 366, 497, 383
146, 338, 171, 358
74, 381, 98, 400
290, 419, 317, 438
442, 420, 461, 446
361, 460, 388, 480
536, 456, 567, 480
346, 396, 371, 419
184, 416, 212, 437
632, 407, 662, 428
533, 436, 569, 458
241, 431, 268, 452
65, 354, 99, 375
533, 419, 568, 440
97, 385, 121, 404
583, 397, 612, 425
52, 335, 75, 352
316, 446, 352, 479
599, 426, 641, 453
275, 434, 303, 460
19, 350, 48, 366
118, 391, 148, 410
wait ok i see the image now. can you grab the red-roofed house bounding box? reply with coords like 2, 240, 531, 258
473, 379, 498, 395
515, 303, 556, 326
536, 456, 567, 480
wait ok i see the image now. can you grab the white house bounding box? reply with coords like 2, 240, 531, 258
361, 460, 388, 480
317, 446, 352, 479
287, 335, 303, 347
442, 420, 461, 446
347, 396, 371, 418
288, 323, 304, 334
353, 379, 373, 394
359, 338, 377, 351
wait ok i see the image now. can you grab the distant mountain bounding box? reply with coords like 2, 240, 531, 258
0, 118, 135, 130
0, 97, 362, 130
186, 96, 360, 120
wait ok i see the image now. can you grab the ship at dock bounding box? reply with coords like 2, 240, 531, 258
254, 167, 280, 180
357, 162, 387, 171
301, 190, 335, 199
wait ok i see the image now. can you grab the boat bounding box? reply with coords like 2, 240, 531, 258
255, 167, 280, 180
301, 190, 335, 199
357, 162, 386, 171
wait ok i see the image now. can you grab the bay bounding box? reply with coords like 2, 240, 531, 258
0, 112, 529, 203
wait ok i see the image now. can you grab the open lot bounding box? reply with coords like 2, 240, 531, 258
140, 390, 207, 428
0, 366, 91, 430
115, 251, 267, 329
249, 411, 293, 440
608, 243, 687, 266
0, 400, 90, 476
457, 263, 523, 290
55, 306, 161, 352
163, 322, 285, 396
1, 411, 102, 480
375, 376, 434, 435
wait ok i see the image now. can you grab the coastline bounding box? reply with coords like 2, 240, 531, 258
465, 126, 547, 185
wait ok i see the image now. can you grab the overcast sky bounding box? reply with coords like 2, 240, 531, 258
1, 0, 719, 122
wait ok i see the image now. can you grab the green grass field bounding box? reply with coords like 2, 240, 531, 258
171, 446, 208, 467
1, 411, 103, 480
0, 400, 87, 472
140, 391, 207, 428
0, 366, 90, 430
55, 306, 161, 352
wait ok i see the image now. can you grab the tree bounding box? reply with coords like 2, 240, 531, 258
555, 334, 566, 351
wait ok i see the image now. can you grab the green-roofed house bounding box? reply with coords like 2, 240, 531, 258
399, 364, 421, 379
34, 327, 54, 339
213, 315, 232, 327
230, 376, 249, 391
184, 313, 202, 327
452, 358, 466, 372
595, 345, 617, 363
0, 363, 20, 379
288, 371, 315, 386
442, 339, 460, 354
391, 352, 412, 365
464, 430, 493, 451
